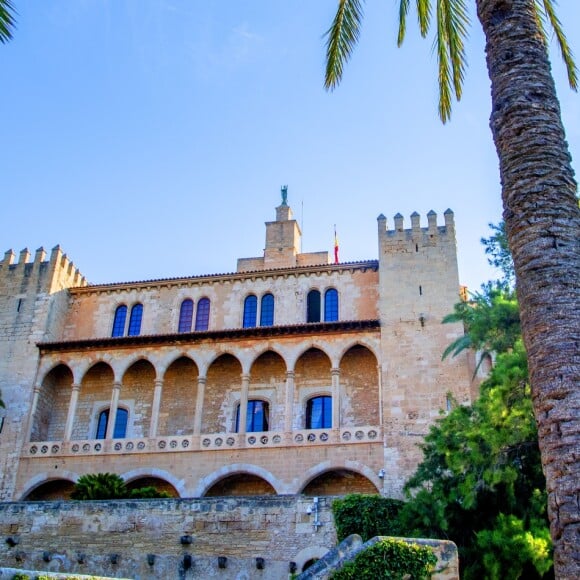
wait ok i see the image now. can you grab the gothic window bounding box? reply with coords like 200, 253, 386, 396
111, 305, 127, 337
243, 295, 258, 328
178, 299, 194, 333
195, 297, 210, 331
235, 400, 269, 432
96, 408, 128, 439
324, 288, 339, 322
307, 290, 321, 323
260, 293, 275, 326
127, 303, 143, 336
306, 396, 332, 429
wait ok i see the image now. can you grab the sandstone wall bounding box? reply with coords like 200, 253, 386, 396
0, 496, 337, 579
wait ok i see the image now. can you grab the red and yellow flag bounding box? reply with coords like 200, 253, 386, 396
334, 225, 339, 264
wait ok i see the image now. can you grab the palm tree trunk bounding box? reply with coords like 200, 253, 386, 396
476, 0, 580, 576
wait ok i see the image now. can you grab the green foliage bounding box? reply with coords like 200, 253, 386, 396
481, 221, 514, 287
400, 336, 551, 578
71, 473, 170, 500
330, 538, 436, 580
0, 0, 16, 44
127, 485, 171, 499
332, 494, 405, 542
11, 574, 30, 580
324, 1, 577, 122
71, 473, 127, 500
442, 285, 520, 361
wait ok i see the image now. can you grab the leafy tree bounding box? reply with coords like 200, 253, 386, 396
332, 494, 405, 542
324, 2, 580, 575
71, 473, 170, 500
71, 473, 127, 500
481, 221, 514, 288
0, 0, 15, 43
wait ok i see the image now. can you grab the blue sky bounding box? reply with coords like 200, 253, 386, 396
2, 1, 579, 291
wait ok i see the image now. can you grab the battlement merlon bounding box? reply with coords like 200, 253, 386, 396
377, 209, 456, 242
0, 244, 88, 294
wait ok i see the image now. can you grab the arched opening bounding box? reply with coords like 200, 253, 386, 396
203, 354, 242, 433
122, 359, 156, 438
32, 364, 73, 442
76, 362, 115, 440
125, 476, 180, 498
204, 473, 276, 497
295, 348, 332, 429
340, 345, 379, 426
249, 350, 285, 431
23, 479, 76, 501
302, 469, 379, 496
161, 357, 198, 436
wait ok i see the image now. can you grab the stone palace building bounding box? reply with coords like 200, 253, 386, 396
0, 193, 474, 503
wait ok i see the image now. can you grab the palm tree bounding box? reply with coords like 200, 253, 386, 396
325, 1, 579, 576
0, 0, 15, 44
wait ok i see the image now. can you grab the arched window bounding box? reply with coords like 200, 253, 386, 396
195, 297, 210, 331
111, 305, 127, 337
324, 288, 339, 322
127, 303, 143, 336
260, 293, 275, 326
307, 290, 321, 323
235, 400, 269, 432
306, 396, 332, 429
96, 408, 128, 439
243, 295, 258, 328
178, 299, 194, 333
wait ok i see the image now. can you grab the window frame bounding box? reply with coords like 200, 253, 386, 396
127, 303, 143, 336
235, 399, 270, 433
243, 294, 258, 328
324, 288, 339, 322
95, 407, 129, 439
307, 289, 321, 323
178, 299, 194, 333
111, 305, 128, 337
195, 297, 211, 331
306, 395, 332, 429
260, 293, 275, 327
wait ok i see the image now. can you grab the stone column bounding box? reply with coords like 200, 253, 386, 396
149, 379, 164, 438
238, 374, 250, 435
284, 370, 295, 432
331, 367, 341, 430
105, 381, 122, 439
193, 376, 206, 435
25, 384, 42, 441
64, 383, 81, 440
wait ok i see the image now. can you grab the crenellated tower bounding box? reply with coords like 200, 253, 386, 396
0, 245, 86, 499
376, 210, 471, 496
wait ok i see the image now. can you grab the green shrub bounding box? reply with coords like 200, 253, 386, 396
12, 574, 30, 580
71, 473, 171, 500
127, 485, 171, 499
332, 494, 405, 542
330, 538, 436, 579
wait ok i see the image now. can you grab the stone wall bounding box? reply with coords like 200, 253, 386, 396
0, 496, 337, 579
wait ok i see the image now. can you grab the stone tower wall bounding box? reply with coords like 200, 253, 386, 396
376, 211, 472, 496
0, 246, 86, 500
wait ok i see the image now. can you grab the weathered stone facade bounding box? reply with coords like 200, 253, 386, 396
0, 198, 473, 510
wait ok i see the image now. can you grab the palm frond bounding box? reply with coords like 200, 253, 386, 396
539, 0, 578, 90
435, 1, 453, 122
324, 0, 365, 90
442, 334, 472, 360
0, 0, 16, 44
416, 0, 432, 38
397, 0, 411, 46
435, 0, 469, 123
